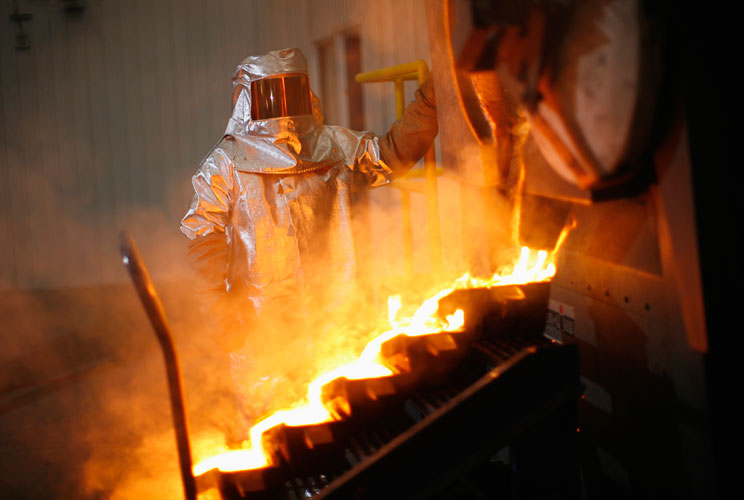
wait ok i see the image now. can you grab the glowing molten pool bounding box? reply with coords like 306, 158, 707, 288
193, 243, 566, 476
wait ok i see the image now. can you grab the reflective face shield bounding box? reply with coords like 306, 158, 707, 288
251, 74, 312, 120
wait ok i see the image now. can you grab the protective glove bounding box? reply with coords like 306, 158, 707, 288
379, 74, 438, 177
206, 286, 257, 353
187, 233, 257, 352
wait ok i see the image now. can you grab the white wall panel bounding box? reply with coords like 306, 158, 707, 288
0, 0, 434, 290
0, 59, 12, 288
2, 8, 33, 289
0, 0, 264, 290
0, 27, 16, 289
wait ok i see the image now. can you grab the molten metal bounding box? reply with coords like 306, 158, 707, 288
193, 244, 563, 476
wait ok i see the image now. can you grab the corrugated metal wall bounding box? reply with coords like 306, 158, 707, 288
1, 0, 440, 291
241, 0, 444, 280
0, 0, 264, 290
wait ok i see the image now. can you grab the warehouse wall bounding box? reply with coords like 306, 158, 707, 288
1, 0, 263, 290
247, 0, 449, 282
1, 0, 453, 398
0, 0, 445, 292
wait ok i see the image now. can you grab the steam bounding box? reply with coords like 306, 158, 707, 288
0, 121, 238, 499
1, 157, 534, 500
1, 18, 528, 500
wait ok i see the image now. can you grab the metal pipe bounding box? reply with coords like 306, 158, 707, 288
355, 61, 427, 83
356, 60, 443, 276
393, 78, 414, 274
394, 79, 405, 118
413, 63, 443, 274
402, 166, 444, 178
390, 178, 428, 194
424, 145, 442, 274
400, 189, 414, 275
119, 231, 197, 500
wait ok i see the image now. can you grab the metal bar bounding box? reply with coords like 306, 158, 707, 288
402, 166, 444, 178
356, 60, 443, 277
401, 190, 414, 275
355, 61, 428, 83
413, 62, 443, 275
394, 79, 405, 119
119, 231, 197, 500
424, 145, 442, 274
315, 345, 581, 500
394, 78, 414, 275
390, 178, 427, 194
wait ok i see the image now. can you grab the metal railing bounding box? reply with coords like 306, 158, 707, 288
356, 60, 442, 275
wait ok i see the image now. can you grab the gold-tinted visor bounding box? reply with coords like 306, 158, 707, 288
251, 74, 311, 120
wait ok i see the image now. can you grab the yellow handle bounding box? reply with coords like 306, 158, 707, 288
355, 60, 441, 275
355, 60, 429, 86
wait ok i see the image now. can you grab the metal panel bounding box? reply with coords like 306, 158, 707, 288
101, 0, 131, 267
425, 0, 509, 187
72, 3, 105, 287
2, 7, 32, 289
0, 0, 436, 291
85, 2, 117, 285
44, 0, 74, 289
0, 0, 270, 290
0, 34, 15, 289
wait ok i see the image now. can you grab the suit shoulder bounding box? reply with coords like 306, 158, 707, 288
199, 135, 237, 166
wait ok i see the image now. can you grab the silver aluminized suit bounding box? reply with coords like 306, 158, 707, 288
180, 48, 436, 423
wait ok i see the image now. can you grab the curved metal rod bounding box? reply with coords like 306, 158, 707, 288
119, 231, 197, 500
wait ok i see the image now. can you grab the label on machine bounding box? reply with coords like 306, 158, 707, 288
544, 299, 575, 343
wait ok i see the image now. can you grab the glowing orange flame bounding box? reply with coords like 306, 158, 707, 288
193, 243, 567, 476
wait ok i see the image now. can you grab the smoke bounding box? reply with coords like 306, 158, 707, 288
75, 287, 241, 500
0, 105, 239, 499
0, 2, 527, 496
0, 127, 525, 500
0, 95, 528, 500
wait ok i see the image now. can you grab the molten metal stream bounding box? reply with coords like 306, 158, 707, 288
193, 244, 564, 476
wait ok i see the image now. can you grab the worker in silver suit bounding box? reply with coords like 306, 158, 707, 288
180, 48, 437, 424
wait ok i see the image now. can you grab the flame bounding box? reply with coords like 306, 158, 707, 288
192, 359, 394, 475
551, 214, 577, 255
510, 108, 530, 245
193, 242, 568, 477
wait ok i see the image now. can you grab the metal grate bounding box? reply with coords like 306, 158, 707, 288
197, 284, 581, 499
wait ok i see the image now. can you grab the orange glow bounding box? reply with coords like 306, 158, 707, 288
193, 243, 569, 477
510, 108, 530, 245
551, 214, 577, 254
